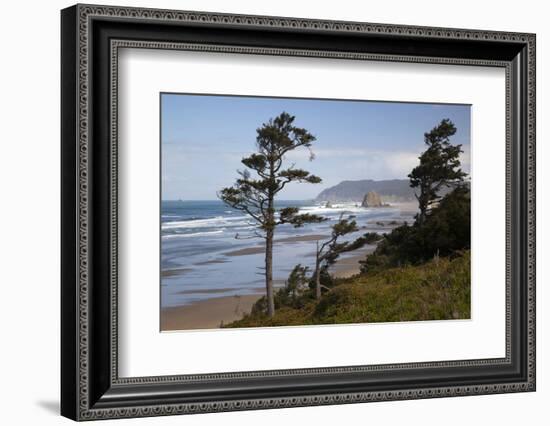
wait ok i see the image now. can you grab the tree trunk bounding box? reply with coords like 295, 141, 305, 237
265, 227, 275, 317
417, 181, 433, 224
315, 241, 321, 300
265, 158, 276, 318
418, 205, 426, 224
417, 191, 427, 225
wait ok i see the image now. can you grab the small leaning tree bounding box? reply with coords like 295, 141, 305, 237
408, 118, 467, 224
313, 215, 359, 300
219, 112, 324, 318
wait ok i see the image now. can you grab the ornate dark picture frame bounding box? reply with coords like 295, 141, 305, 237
61, 4, 536, 421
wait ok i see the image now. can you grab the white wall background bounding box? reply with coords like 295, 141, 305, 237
0, 0, 546, 424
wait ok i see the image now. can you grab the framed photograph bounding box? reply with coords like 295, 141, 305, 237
61, 4, 536, 421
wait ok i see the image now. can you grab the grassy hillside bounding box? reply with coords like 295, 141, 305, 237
226, 251, 470, 328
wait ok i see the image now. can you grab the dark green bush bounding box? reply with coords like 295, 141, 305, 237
361, 186, 470, 273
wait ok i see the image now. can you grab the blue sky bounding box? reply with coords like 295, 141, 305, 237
161, 94, 470, 200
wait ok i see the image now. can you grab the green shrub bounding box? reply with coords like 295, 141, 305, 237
226, 251, 470, 328
250, 264, 314, 316
361, 186, 470, 273
314, 251, 470, 324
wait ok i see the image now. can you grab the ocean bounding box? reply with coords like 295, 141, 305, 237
161, 200, 416, 307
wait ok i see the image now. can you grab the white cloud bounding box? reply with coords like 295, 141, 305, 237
460, 148, 471, 174
384, 151, 421, 177
162, 141, 472, 199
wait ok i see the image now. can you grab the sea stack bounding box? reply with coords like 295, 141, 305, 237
361, 191, 383, 207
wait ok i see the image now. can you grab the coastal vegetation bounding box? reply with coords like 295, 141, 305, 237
226, 251, 470, 327
312, 215, 361, 299
221, 116, 471, 327
408, 118, 466, 224
219, 112, 325, 317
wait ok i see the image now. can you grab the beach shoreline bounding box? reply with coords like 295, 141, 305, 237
160, 246, 372, 331
330, 246, 376, 278
160, 201, 417, 330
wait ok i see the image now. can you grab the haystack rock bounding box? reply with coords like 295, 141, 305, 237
362, 191, 383, 207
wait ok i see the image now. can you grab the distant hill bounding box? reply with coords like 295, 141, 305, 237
315, 179, 416, 202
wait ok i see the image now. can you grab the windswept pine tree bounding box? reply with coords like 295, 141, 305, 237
359, 119, 470, 274
219, 112, 324, 317
408, 119, 467, 224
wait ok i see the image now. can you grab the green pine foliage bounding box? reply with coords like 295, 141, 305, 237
360, 185, 470, 273
409, 119, 467, 224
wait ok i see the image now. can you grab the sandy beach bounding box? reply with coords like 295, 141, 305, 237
160, 245, 373, 331
329, 246, 376, 278
161, 294, 263, 331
